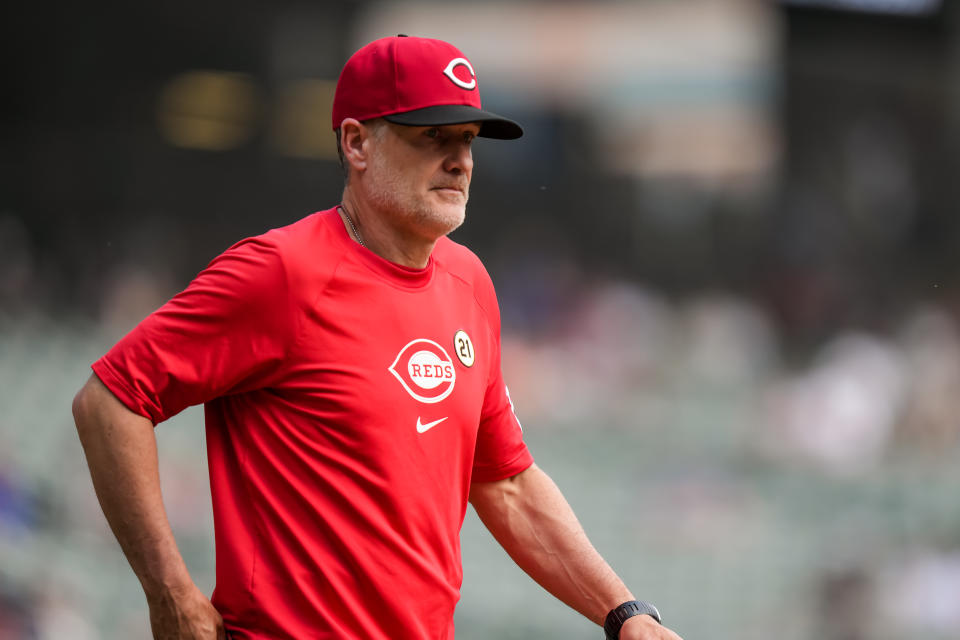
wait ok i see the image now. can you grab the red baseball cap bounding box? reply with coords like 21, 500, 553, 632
332, 35, 523, 140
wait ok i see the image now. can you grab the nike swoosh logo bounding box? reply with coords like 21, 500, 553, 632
416, 416, 448, 434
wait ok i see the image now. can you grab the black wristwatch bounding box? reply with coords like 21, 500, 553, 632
603, 600, 662, 639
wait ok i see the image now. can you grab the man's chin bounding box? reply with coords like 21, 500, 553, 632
422, 205, 466, 238
436, 209, 466, 236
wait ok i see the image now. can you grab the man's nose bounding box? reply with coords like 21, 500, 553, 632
443, 140, 473, 175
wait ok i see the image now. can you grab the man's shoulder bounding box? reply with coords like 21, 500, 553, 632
434, 236, 491, 286
433, 237, 501, 324
222, 209, 340, 265
210, 208, 344, 291
257, 208, 339, 252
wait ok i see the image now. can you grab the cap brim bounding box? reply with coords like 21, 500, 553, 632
383, 105, 523, 140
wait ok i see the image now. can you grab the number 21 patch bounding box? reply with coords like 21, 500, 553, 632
453, 330, 475, 368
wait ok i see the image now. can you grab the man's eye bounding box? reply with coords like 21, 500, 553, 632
463, 132, 476, 144
425, 128, 440, 139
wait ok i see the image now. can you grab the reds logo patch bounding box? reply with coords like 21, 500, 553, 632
388, 339, 456, 404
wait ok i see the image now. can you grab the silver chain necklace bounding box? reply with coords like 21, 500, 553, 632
339, 204, 365, 247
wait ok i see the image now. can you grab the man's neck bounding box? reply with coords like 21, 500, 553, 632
339, 192, 438, 270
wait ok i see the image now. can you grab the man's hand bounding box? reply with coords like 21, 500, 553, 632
619, 613, 683, 640
147, 582, 226, 640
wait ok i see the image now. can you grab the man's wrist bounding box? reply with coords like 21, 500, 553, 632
139, 563, 196, 601
603, 600, 661, 639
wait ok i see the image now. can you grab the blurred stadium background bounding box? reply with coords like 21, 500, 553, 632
2, 0, 960, 638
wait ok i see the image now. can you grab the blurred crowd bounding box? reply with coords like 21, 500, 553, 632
496, 267, 960, 468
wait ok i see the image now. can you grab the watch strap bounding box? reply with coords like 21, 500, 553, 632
603, 600, 662, 639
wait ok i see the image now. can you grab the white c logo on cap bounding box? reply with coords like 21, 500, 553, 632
443, 58, 476, 90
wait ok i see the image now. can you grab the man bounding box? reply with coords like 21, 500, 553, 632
72, 35, 683, 640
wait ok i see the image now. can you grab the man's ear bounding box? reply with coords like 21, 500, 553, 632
340, 118, 369, 174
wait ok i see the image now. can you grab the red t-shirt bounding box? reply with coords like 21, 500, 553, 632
92, 209, 534, 639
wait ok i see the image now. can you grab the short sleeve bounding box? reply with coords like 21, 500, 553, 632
471, 273, 534, 483
92, 235, 295, 425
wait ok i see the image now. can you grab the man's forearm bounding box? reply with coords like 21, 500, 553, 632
469, 463, 634, 625
72, 374, 194, 597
